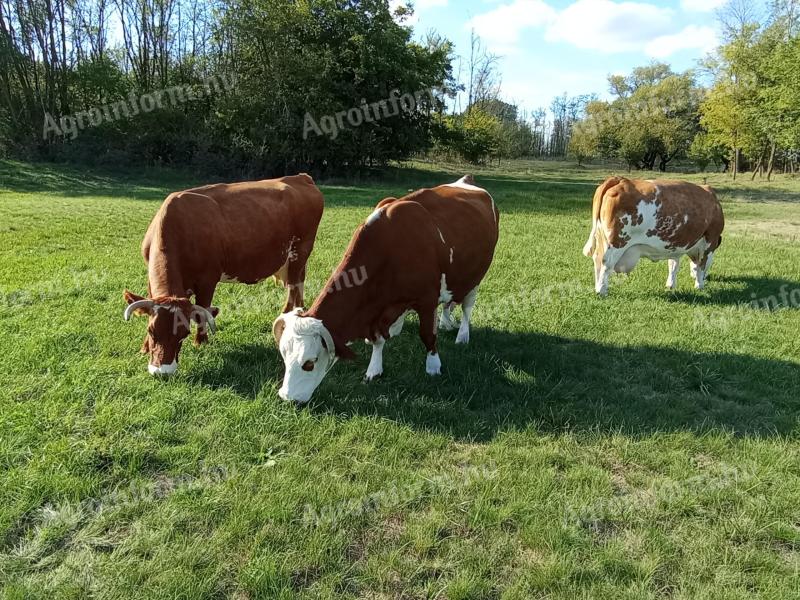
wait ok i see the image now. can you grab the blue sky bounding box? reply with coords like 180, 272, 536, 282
393, 0, 730, 113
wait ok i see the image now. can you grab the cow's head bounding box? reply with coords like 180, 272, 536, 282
123, 290, 218, 376
273, 309, 353, 404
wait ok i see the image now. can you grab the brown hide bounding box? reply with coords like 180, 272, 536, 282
595, 178, 724, 253
306, 181, 499, 357
127, 174, 324, 369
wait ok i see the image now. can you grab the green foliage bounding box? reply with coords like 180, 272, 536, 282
568, 120, 597, 165
0, 0, 455, 174
435, 108, 502, 164
698, 13, 800, 178
570, 63, 703, 171
453, 100, 537, 161
688, 132, 727, 172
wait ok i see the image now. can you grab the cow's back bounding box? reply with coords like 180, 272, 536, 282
599, 178, 723, 254
145, 175, 323, 285
184, 175, 323, 248
393, 184, 499, 302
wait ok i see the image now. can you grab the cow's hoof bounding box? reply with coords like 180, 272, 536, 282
426, 353, 442, 376
365, 369, 382, 382
455, 330, 469, 345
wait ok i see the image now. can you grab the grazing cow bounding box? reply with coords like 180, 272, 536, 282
272, 175, 499, 404
583, 177, 724, 296
123, 175, 324, 375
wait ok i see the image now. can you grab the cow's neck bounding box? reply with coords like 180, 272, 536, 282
307, 269, 387, 346
148, 248, 186, 298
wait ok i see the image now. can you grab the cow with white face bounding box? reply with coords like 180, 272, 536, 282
274, 175, 499, 404
124, 174, 324, 375
583, 177, 724, 296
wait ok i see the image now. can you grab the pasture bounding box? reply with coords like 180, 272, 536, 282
1, 159, 799, 599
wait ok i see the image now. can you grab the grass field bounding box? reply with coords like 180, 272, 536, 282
1, 158, 799, 599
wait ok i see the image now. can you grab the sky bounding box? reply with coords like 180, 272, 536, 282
392, 0, 731, 113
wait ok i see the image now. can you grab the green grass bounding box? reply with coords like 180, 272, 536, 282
1, 158, 799, 599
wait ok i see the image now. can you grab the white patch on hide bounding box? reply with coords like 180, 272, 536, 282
366, 207, 383, 226
438, 274, 453, 304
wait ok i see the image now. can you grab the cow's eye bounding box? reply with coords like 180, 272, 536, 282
302, 360, 315, 372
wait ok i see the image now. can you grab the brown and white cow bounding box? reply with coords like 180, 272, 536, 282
123, 175, 324, 375
272, 175, 499, 404
583, 177, 724, 296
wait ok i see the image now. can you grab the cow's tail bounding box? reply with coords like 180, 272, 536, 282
273, 258, 290, 287
583, 176, 622, 257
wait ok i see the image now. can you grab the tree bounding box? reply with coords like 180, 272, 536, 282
466, 29, 500, 111
568, 63, 702, 171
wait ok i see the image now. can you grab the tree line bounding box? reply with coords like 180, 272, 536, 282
0, 0, 604, 174
569, 0, 800, 179
0, 0, 455, 175
3, 0, 797, 177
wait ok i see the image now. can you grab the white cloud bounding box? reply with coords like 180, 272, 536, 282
645, 24, 719, 58
680, 0, 727, 12
468, 0, 719, 58
466, 0, 557, 54
545, 0, 674, 53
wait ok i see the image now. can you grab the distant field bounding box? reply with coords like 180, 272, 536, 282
1, 159, 799, 599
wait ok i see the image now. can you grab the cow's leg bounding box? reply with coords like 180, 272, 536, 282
417, 302, 441, 376
282, 238, 314, 312
690, 252, 713, 290
593, 251, 603, 291
455, 287, 477, 345
596, 247, 624, 297
192, 283, 218, 346
666, 258, 681, 290
364, 312, 407, 381
365, 336, 385, 381
440, 302, 457, 331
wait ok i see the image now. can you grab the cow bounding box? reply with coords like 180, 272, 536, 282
583, 177, 724, 296
272, 175, 499, 404
123, 175, 324, 376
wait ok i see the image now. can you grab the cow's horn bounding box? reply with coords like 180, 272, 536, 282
193, 306, 217, 334
273, 314, 287, 345
124, 299, 154, 321
317, 323, 336, 358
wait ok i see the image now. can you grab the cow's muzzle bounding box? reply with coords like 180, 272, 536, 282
149, 360, 178, 377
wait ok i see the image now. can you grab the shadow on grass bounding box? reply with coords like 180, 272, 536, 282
713, 183, 800, 204
0, 159, 195, 201
666, 275, 800, 309
185, 343, 280, 398
1, 159, 598, 217
319, 164, 596, 215
303, 327, 799, 441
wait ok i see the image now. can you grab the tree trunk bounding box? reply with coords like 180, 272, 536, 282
766, 142, 777, 182
751, 156, 762, 181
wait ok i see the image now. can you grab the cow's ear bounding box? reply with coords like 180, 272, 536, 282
124, 290, 154, 317
124, 290, 145, 304
272, 315, 287, 346
191, 306, 220, 324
